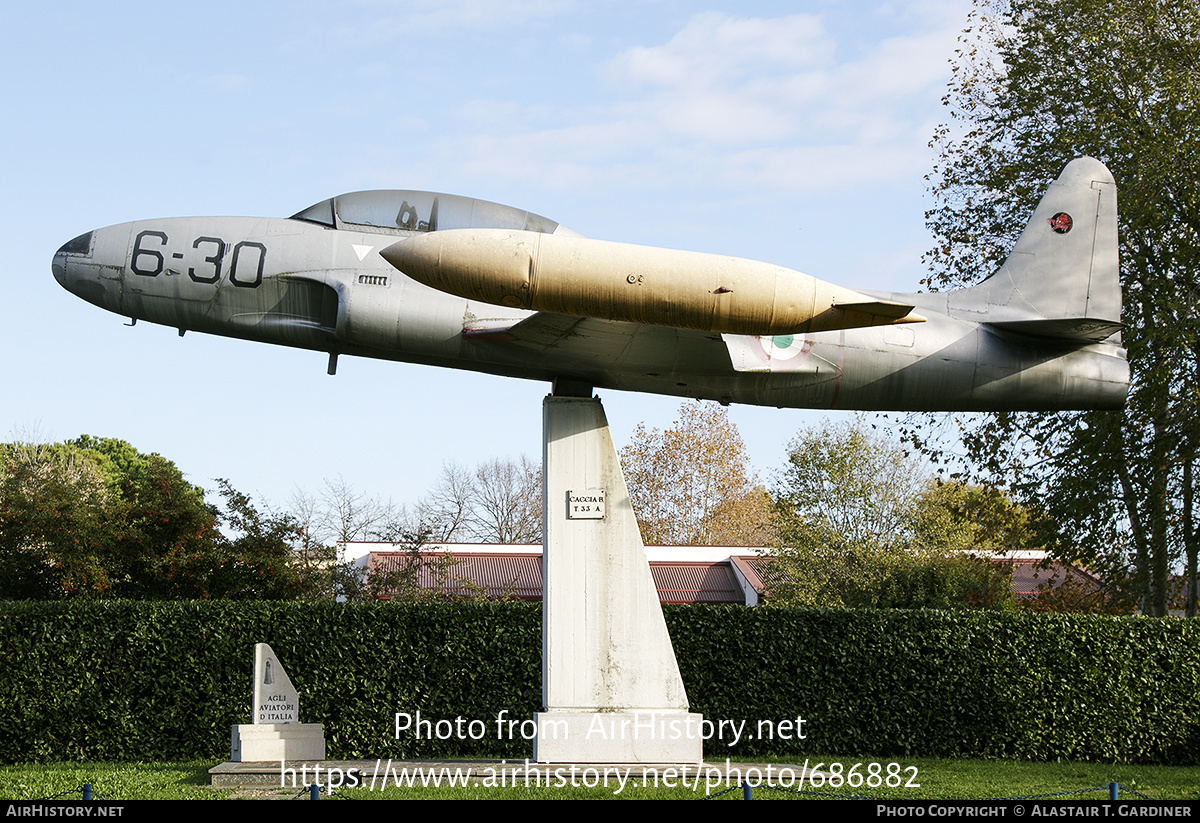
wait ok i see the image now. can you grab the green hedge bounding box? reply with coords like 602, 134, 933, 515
0, 601, 1195, 764
670, 607, 1199, 764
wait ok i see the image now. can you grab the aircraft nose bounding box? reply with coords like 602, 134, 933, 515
52, 229, 121, 312
51, 252, 66, 287
52, 231, 94, 288
52, 233, 89, 289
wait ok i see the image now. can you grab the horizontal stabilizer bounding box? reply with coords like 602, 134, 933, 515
987, 317, 1124, 343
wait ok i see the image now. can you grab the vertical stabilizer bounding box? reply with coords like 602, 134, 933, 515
947, 156, 1122, 342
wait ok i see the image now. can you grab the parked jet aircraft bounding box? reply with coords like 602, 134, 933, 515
53, 156, 1127, 411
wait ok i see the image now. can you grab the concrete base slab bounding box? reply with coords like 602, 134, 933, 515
231, 723, 326, 762
533, 711, 704, 763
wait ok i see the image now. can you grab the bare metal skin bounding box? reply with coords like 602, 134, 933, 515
52, 157, 1127, 412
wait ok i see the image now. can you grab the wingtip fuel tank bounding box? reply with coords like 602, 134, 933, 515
380, 229, 924, 336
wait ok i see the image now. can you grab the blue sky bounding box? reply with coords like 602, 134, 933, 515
2, 0, 973, 512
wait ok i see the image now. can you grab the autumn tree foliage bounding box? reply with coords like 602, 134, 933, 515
767, 418, 1024, 610
0, 439, 110, 598
924, 0, 1200, 615
619, 402, 776, 546
774, 417, 929, 551
0, 436, 312, 599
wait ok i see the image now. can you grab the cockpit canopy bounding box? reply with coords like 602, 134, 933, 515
290, 190, 574, 237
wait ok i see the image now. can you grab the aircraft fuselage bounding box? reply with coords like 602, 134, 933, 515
52, 160, 1131, 412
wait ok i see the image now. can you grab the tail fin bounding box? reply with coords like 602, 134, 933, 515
947, 156, 1122, 342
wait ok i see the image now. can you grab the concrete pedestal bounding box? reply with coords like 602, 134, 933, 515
534, 396, 702, 763
230, 723, 326, 762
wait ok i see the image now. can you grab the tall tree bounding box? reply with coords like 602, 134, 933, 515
768, 419, 1018, 610
0, 436, 314, 599
76, 436, 223, 599
925, 0, 1200, 615
392, 457, 541, 544
290, 475, 397, 548
770, 417, 922, 607
907, 480, 1047, 556
774, 417, 929, 550
0, 440, 110, 598
208, 479, 314, 600
410, 461, 475, 542
619, 401, 775, 546
464, 456, 541, 544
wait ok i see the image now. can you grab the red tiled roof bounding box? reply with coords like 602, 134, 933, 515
1004, 558, 1107, 599
649, 561, 742, 604
367, 551, 746, 604
730, 555, 771, 591
369, 552, 543, 600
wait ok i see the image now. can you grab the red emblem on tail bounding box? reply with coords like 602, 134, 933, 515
1049, 212, 1073, 234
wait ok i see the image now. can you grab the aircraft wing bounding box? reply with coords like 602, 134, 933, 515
466, 312, 646, 360
462, 311, 744, 387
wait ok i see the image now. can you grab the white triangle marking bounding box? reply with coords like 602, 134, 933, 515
352, 244, 373, 261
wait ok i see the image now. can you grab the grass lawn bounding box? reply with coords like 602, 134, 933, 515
1, 757, 1197, 800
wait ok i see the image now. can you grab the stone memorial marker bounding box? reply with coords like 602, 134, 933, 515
254, 644, 299, 723
230, 643, 325, 762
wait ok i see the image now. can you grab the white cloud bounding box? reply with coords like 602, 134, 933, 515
609, 12, 831, 90
422, 6, 969, 195
607, 11, 962, 150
